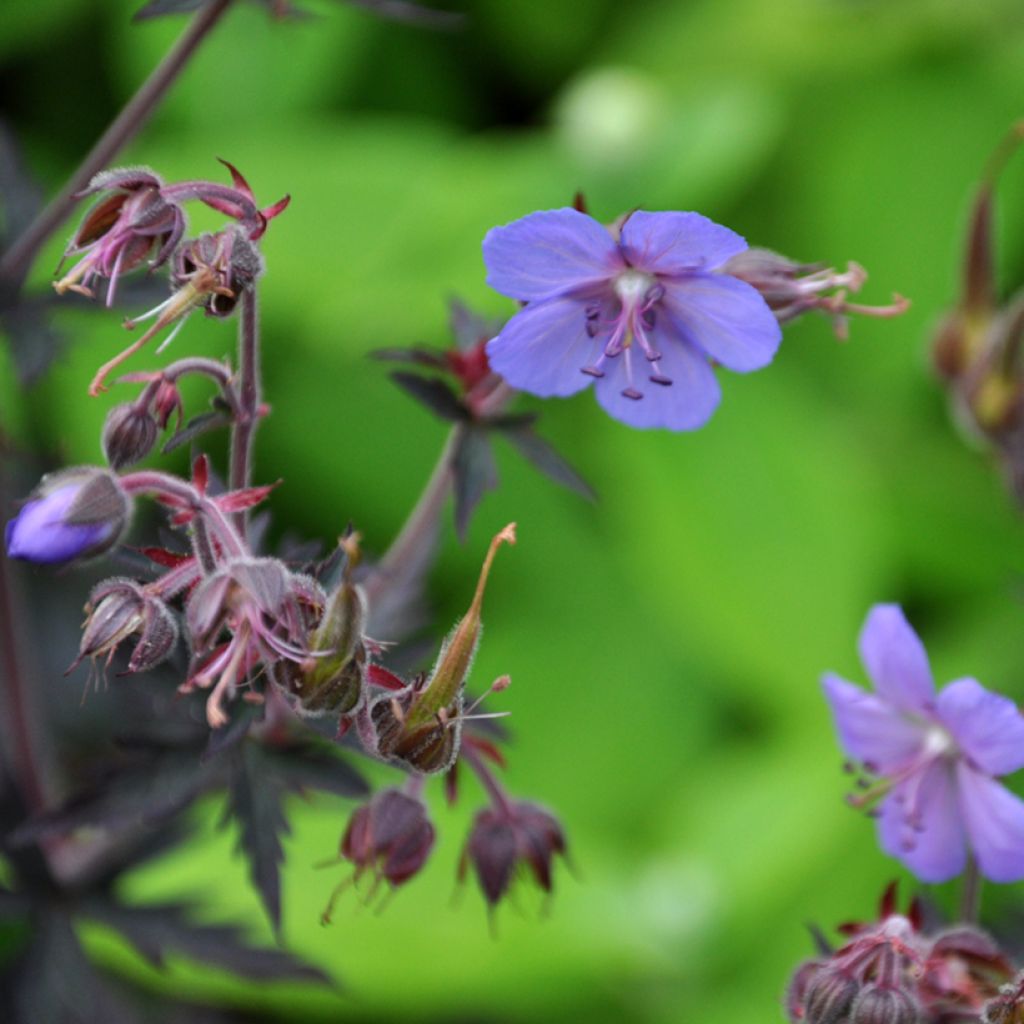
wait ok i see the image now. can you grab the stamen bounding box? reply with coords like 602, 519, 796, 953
621, 388, 643, 401
581, 365, 605, 378
649, 374, 672, 386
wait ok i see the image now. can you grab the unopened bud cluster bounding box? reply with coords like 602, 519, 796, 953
787, 910, 1013, 1024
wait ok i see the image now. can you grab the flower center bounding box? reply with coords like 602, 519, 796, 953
579, 269, 673, 400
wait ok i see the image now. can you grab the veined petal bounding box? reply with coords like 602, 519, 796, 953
878, 761, 966, 883
483, 208, 621, 302
619, 211, 748, 276
821, 673, 925, 773
858, 604, 936, 714
938, 677, 1024, 777
485, 298, 598, 398
591, 336, 720, 430
956, 763, 1024, 882
659, 273, 782, 372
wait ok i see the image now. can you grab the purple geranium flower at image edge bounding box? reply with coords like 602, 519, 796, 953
823, 604, 1024, 883
5, 479, 118, 564
482, 208, 782, 430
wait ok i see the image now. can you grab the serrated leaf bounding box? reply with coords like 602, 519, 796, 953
389, 371, 467, 422
161, 411, 231, 455
7, 751, 211, 847
452, 426, 499, 541
83, 901, 330, 985
221, 744, 288, 935
500, 425, 597, 501
369, 345, 448, 370
269, 744, 368, 798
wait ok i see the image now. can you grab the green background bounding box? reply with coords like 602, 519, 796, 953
4, 0, 1024, 1020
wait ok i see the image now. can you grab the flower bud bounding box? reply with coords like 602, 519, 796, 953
459, 801, 567, 908
367, 524, 515, 775
291, 536, 367, 718
800, 965, 859, 1024
5, 467, 130, 565
920, 926, 1013, 1018
320, 788, 435, 921
102, 402, 159, 469
76, 577, 178, 674
849, 986, 920, 1024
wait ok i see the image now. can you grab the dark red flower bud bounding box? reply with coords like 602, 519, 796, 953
920, 926, 1013, 1018
74, 577, 178, 674
102, 402, 159, 469
321, 788, 435, 922
459, 801, 567, 908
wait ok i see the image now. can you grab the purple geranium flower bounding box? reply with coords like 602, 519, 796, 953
823, 604, 1024, 883
482, 208, 782, 430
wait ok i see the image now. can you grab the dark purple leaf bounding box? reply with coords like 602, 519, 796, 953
7, 752, 211, 847
269, 744, 368, 798
10, 911, 140, 1024
200, 705, 256, 764
133, 0, 207, 21
389, 371, 467, 422
448, 297, 503, 353
452, 426, 499, 541
221, 745, 287, 935
2, 299, 64, 386
340, 0, 464, 30
82, 901, 330, 985
369, 345, 448, 370
500, 426, 597, 501
0, 122, 42, 246
162, 411, 232, 455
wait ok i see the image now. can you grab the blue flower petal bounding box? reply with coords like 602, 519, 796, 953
591, 338, 720, 431
486, 297, 598, 398
821, 673, 925, 774
660, 273, 782, 372
938, 677, 1024, 777
483, 208, 621, 302
619, 211, 748, 276
858, 604, 936, 714
878, 761, 966, 883
956, 763, 1024, 882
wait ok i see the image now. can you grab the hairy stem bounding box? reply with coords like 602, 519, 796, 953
228, 286, 261, 537
364, 423, 463, 606
0, 0, 234, 288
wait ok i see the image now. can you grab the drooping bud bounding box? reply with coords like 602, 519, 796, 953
102, 402, 159, 469
459, 800, 567, 909
368, 523, 515, 774
74, 577, 178, 674
5, 466, 131, 565
320, 788, 435, 921
292, 534, 367, 718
